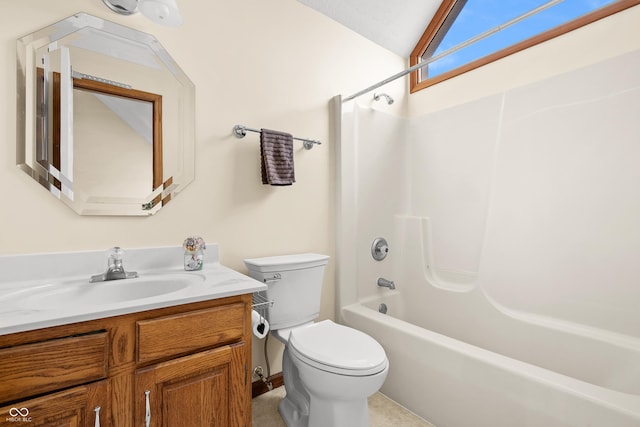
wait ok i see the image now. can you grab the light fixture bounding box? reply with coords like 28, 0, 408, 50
102, 0, 183, 27
139, 0, 182, 26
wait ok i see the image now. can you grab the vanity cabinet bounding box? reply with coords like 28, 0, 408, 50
0, 294, 252, 427
0, 381, 108, 427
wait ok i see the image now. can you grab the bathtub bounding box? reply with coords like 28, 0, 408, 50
342, 291, 640, 427
338, 216, 640, 426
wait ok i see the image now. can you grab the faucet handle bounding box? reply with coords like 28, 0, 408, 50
371, 237, 389, 261
90, 247, 137, 282
108, 247, 124, 269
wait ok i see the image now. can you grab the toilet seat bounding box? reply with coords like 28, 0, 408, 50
288, 320, 388, 376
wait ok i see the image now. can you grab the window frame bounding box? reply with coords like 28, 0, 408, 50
410, 0, 640, 93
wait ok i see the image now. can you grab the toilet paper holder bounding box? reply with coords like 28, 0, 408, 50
252, 291, 274, 318
252, 291, 274, 339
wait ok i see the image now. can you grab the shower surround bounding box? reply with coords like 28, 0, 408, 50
336, 49, 640, 426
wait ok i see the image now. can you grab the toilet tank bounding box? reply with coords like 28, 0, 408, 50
244, 253, 329, 330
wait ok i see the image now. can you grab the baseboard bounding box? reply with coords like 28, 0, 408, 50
252, 373, 284, 398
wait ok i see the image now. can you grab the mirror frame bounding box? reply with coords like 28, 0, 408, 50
17, 13, 195, 216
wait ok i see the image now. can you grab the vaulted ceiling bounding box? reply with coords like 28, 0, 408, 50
297, 0, 444, 57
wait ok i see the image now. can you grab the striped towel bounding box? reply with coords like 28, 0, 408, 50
260, 129, 295, 186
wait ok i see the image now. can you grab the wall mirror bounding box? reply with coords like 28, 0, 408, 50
17, 13, 195, 215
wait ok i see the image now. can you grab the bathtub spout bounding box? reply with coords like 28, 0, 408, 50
377, 277, 396, 290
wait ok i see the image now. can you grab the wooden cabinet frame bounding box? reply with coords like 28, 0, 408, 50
0, 294, 252, 427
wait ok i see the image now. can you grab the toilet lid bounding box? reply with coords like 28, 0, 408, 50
288, 320, 387, 376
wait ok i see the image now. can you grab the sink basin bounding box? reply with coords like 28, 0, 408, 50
21, 273, 205, 309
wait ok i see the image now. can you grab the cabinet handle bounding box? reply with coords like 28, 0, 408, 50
145, 390, 151, 427
94, 406, 101, 427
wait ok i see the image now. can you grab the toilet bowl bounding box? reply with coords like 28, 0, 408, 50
244, 254, 389, 427
282, 320, 388, 427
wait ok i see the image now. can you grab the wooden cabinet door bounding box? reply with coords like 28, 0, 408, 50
0, 380, 109, 427
135, 343, 248, 427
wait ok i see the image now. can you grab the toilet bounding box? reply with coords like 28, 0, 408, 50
244, 254, 388, 427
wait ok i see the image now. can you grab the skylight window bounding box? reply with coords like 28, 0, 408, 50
410, 0, 635, 91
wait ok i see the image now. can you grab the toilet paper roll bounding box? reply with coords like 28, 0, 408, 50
252, 309, 269, 339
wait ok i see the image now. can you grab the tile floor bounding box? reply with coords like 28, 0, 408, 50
252, 386, 434, 427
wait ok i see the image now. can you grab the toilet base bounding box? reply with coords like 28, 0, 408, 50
279, 395, 309, 427
310, 396, 370, 427
278, 346, 311, 427
279, 389, 370, 427
277, 346, 378, 427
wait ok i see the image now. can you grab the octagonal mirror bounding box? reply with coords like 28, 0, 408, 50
17, 13, 195, 215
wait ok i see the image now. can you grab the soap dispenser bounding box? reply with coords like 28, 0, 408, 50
183, 236, 206, 271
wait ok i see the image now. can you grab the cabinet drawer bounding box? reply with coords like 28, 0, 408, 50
137, 303, 245, 363
0, 332, 108, 404
0, 380, 108, 427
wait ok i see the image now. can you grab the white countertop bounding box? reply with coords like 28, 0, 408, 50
0, 245, 267, 336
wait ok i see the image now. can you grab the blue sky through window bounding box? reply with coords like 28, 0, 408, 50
423, 0, 618, 77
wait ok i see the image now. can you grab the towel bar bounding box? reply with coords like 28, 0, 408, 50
233, 125, 321, 150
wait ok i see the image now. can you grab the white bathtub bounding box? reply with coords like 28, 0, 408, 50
342, 290, 640, 427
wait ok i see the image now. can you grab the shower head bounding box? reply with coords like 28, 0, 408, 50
373, 93, 394, 105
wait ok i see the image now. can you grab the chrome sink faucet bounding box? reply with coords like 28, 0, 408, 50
90, 247, 138, 282
377, 277, 395, 290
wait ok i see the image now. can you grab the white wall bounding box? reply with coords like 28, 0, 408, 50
347, 103, 410, 304
405, 48, 640, 337
480, 49, 640, 337
0, 0, 404, 374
